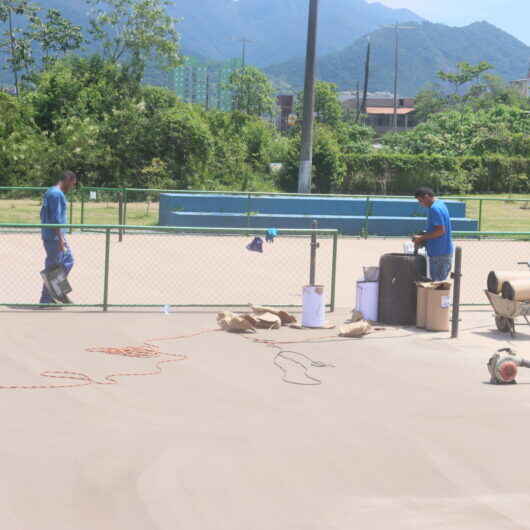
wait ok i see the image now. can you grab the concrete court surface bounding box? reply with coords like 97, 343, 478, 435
3, 307, 530, 529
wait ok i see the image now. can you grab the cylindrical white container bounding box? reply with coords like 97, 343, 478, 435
356, 281, 379, 322
302, 285, 326, 328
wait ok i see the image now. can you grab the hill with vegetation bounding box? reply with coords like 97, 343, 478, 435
265, 21, 530, 95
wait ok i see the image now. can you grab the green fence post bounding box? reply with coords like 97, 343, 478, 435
363, 196, 370, 239
80, 186, 85, 231
69, 195, 74, 234
103, 228, 111, 312
478, 199, 483, 232
118, 191, 124, 242
330, 231, 338, 312
123, 188, 128, 233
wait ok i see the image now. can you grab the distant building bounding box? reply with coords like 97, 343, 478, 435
510, 67, 530, 97
174, 57, 242, 111
342, 95, 416, 134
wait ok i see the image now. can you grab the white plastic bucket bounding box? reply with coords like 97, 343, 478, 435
363, 266, 379, 282
356, 281, 379, 322
302, 285, 326, 328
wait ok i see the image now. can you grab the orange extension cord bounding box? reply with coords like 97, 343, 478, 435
0, 329, 219, 391
0, 327, 347, 391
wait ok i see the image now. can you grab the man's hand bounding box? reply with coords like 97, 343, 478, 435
413, 235, 425, 246
59, 238, 66, 252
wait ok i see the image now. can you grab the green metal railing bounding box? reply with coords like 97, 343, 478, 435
2, 185, 530, 236
0, 223, 338, 312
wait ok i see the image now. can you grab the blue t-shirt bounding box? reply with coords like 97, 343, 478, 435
41, 186, 67, 241
426, 199, 453, 257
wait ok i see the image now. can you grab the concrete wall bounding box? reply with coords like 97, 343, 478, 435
166, 211, 478, 236
158, 193, 476, 236
159, 193, 467, 225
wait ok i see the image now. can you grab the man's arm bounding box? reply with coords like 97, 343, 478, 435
414, 226, 445, 245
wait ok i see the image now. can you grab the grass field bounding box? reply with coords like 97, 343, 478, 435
1, 194, 530, 232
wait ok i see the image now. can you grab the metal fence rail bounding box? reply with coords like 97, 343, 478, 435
454, 231, 530, 306
0, 224, 338, 311
2, 185, 530, 236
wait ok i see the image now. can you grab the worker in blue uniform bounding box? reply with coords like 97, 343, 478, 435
39, 171, 77, 306
413, 187, 454, 282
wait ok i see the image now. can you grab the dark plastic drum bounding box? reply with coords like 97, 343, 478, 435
378, 253, 427, 326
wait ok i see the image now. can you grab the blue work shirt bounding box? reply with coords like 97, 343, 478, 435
41, 186, 67, 241
426, 199, 453, 257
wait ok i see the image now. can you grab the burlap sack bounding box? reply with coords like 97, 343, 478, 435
250, 305, 297, 325
252, 312, 282, 329
350, 310, 364, 323
339, 321, 372, 338
217, 312, 255, 333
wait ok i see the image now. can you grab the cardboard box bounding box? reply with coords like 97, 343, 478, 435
416, 282, 452, 331
416, 282, 430, 328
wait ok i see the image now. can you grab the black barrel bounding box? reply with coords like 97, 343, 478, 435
379, 253, 427, 326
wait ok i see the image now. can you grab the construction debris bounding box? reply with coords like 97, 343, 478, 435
217, 312, 255, 333
339, 320, 372, 338
250, 305, 298, 325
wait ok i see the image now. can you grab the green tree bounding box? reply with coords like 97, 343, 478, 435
437, 61, 492, 97
228, 66, 275, 117
0, 0, 39, 95
28, 8, 84, 66
87, 0, 181, 82
295, 81, 343, 129
413, 86, 449, 122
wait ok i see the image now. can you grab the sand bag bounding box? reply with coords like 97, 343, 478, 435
217, 312, 255, 333
251, 312, 282, 330
250, 305, 297, 325
339, 320, 372, 338
350, 310, 364, 323
488, 271, 530, 294
501, 279, 530, 302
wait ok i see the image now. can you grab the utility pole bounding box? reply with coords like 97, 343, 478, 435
298, 0, 319, 194
384, 23, 415, 131
393, 23, 399, 131
231, 37, 253, 112
355, 80, 360, 122
361, 38, 371, 115
205, 67, 210, 110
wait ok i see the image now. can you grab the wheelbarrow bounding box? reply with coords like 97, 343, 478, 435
485, 290, 530, 337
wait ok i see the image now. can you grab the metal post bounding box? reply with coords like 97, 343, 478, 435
330, 231, 338, 312
310, 220, 318, 286
363, 196, 370, 239
123, 188, 128, 236
69, 195, 74, 235
80, 186, 85, 230
297, 0, 319, 194
118, 191, 124, 243
103, 228, 111, 312
478, 199, 483, 232
393, 23, 399, 131
451, 246, 463, 339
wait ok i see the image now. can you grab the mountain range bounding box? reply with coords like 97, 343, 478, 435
1, 0, 529, 95
20, 0, 423, 66
265, 21, 530, 95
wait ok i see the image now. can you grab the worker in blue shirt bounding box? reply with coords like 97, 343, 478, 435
413, 187, 453, 282
39, 171, 77, 306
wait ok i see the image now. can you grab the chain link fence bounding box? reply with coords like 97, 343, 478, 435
454, 232, 530, 305
0, 225, 338, 310
2, 187, 530, 235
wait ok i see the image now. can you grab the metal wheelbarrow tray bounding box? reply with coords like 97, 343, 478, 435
485, 290, 530, 336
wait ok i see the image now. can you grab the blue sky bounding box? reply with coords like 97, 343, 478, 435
368, 0, 529, 45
